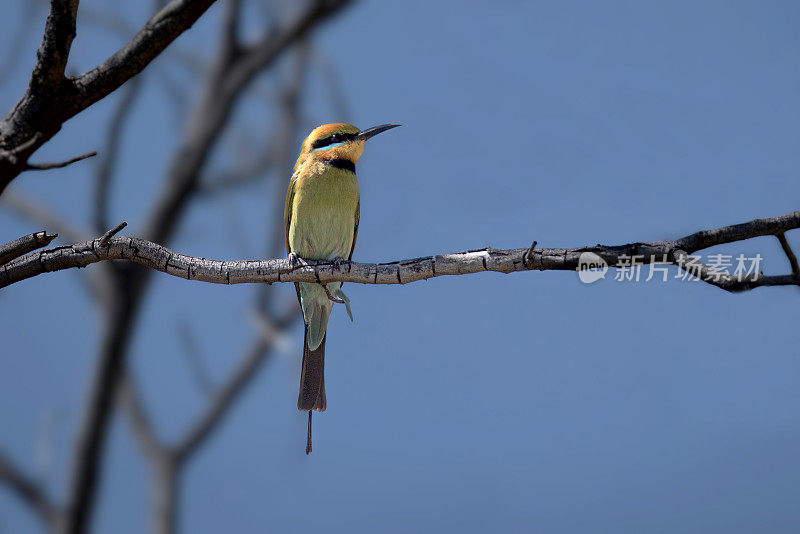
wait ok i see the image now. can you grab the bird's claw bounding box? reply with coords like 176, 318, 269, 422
323, 284, 345, 304
287, 252, 302, 270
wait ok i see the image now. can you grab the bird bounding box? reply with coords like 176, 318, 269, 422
284, 122, 400, 453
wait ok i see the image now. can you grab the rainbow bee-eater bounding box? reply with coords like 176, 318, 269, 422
285, 122, 399, 452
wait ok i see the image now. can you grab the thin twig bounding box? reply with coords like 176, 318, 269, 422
524, 240, 537, 266
776, 232, 799, 276
0, 230, 56, 266
25, 151, 97, 171
98, 222, 128, 246
0, 449, 59, 527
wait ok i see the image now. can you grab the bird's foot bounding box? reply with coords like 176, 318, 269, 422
287, 251, 303, 270
322, 284, 345, 304
330, 256, 347, 270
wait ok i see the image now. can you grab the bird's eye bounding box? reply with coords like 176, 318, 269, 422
312, 132, 352, 150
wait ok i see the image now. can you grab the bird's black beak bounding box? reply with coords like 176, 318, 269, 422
356, 124, 401, 141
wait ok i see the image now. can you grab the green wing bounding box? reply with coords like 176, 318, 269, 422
284, 172, 299, 255
349, 199, 360, 260
285, 173, 304, 310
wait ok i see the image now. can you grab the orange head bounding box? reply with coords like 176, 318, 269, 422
294, 123, 400, 172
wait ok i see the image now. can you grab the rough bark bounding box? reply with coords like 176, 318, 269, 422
0, 0, 219, 195
2, 210, 798, 292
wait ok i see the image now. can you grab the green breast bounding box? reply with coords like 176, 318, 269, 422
288, 165, 359, 260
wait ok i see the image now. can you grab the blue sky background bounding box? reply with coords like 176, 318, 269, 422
1, 1, 799, 532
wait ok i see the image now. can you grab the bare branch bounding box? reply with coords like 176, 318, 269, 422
59, 287, 141, 534
142, 0, 354, 246
1, 189, 114, 301
173, 303, 296, 464
200, 42, 310, 220
25, 150, 96, 171
98, 221, 127, 246
121, 305, 295, 534
672, 249, 795, 292
0, 0, 220, 193
32, 0, 79, 89
0, 133, 43, 167
776, 232, 799, 276
0, 230, 56, 266
0, 449, 59, 527
0, 2, 356, 532
222, 0, 353, 107
173, 339, 268, 463
2, 210, 799, 291
44, 5, 356, 534
221, 0, 242, 61
72, 0, 217, 109
119, 368, 179, 534
79, 7, 206, 75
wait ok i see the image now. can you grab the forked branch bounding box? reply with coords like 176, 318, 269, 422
2, 210, 798, 292
0, 450, 59, 527
0, 0, 220, 193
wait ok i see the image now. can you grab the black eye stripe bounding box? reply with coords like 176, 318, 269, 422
312, 132, 356, 149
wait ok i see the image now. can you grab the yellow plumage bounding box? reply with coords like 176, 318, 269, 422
284, 122, 399, 453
